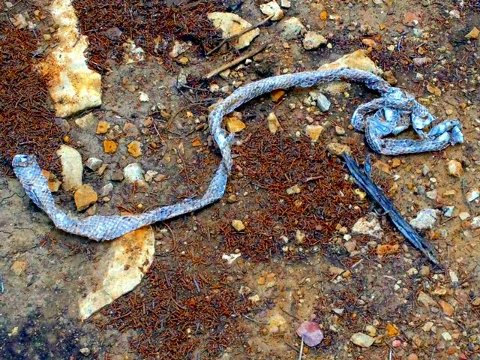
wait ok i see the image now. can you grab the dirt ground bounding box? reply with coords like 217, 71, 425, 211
1, 0, 479, 359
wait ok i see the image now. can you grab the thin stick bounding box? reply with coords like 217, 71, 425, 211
206, 15, 273, 56
204, 44, 269, 80
298, 338, 304, 360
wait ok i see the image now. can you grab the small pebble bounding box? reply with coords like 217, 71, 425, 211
443, 206, 454, 217
302, 31, 327, 50
231, 219, 245, 231
85, 157, 103, 171
100, 183, 113, 197
465, 26, 479, 40
226, 116, 246, 133
418, 291, 437, 308
335, 126, 346, 135
279, 17, 307, 40
447, 160, 463, 177
406, 267, 418, 276
471, 216, 480, 229
442, 331, 452, 341
365, 325, 377, 337
420, 266, 430, 276
466, 190, 479, 202
316, 93, 331, 112
426, 189, 437, 200
409, 208, 439, 230
127, 141, 143, 158
260, 1, 284, 21
103, 140, 118, 154
123, 163, 145, 183
327, 143, 351, 156
305, 125, 324, 142
392, 339, 402, 348
422, 321, 434, 332
295, 230, 306, 244
422, 164, 430, 176
352, 215, 383, 239
458, 212, 470, 221
110, 170, 124, 182
286, 184, 301, 195
267, 112, 281, 134
350, 332, 375, 348
144, 170, 159, 183
96, 120, 110, 134
139, 91, 149, 102
296, 321, 324, 347
79, 348, 91, 356
74, 184, 98, 211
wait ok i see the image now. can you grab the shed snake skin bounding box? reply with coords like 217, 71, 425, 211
13, 68, 463, 241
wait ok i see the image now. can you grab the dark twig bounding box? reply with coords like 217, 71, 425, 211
342, 153, 440, 266
204, 44, 269, 79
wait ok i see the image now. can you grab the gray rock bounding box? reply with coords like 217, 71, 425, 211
418, 291, 437, 308
352, 214, 383, 239
409, 208, 439, 230
350, 332, 375, 348
442, 206, 454, 217
426, 189, 437, 200
413, 57, 432, 66
315, 93, 331, 112
79, 347, 91, 356
145, 170, 159, 183
75, 113, 96, 130
260, 1, 284, 21
102, 27, 122, 41
302, 31, 327, 50
110, 170, 124, 182
85, 157, 103, 172
466, 189, 480, 202
100, 183, 113, 197
169, 40, 190, 58
123, 163, 145, 183
279, 17, 306, 40
471, 216, 480, 229
459, 212, 470, 221
422, 164, 430, 176
208, 12, 260, 50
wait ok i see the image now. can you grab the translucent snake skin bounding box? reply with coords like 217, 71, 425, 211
12, 68, 464, 241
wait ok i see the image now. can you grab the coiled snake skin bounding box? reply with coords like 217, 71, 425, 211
13, 68, 463, 241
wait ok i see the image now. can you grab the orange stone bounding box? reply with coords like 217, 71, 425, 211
391, 158, 402, 168
191, 138, 202, 147
96, 120, 110, 134
127, 141, 142, 157
386, 323, 400, 337
439, 300, 455, 316
103, 140, 118, 154
376, 244, 400, 256
271, 89, 286, 103
74, 184, 98, 211
41, 169, 61, 192
362, 39, 377, 48
320, 10, 328, 21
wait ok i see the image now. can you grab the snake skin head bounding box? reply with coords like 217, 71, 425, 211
12, 154, 37, 168
12, 154, 42, 186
